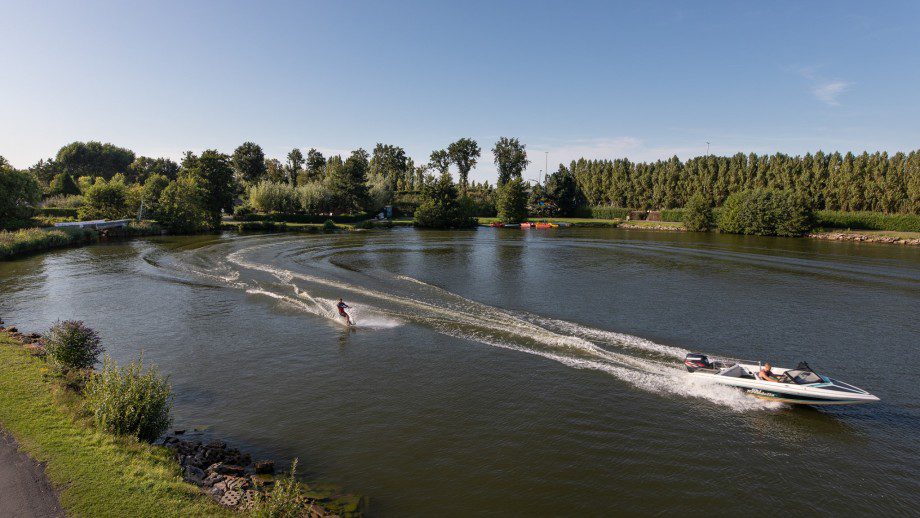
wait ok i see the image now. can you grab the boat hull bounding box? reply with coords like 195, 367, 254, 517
691, 365, 879, 406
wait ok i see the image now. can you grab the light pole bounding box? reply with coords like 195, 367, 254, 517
544, 151, 549, 184
706, 142, 711, 155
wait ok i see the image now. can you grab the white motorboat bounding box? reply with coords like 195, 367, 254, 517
684, 353, 880, 405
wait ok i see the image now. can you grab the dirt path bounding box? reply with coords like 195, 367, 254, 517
0, 430, 64, 518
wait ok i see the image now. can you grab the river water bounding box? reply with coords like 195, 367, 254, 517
1, 228, 918, 516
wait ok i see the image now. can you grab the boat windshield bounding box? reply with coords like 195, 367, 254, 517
784, 369, 823, 384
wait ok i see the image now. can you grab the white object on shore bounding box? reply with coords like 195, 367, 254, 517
54, 219, 133, 230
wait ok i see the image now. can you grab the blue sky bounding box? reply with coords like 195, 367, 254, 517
2, 0, 918, 182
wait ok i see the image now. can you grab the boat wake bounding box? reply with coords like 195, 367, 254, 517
170, 238, 782, 412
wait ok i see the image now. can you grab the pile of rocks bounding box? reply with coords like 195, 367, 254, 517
0, 321, 46, 356
808, 232, 920, 246
164, 435, 342, 517
165, 435, 266, 511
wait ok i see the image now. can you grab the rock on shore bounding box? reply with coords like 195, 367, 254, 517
807, 231, 920, 246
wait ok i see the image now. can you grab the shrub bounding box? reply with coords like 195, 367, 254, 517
43, 194, 84, 209
79, 179, 131, 220
44, 320, 103, 371
414, 174, 477, 229
682, 194, 713, 231
717, 189, 813, 237
296, 181, 334, 215
249, 181, 298, 213
496, 177, 528, 224
571, 206, 631, 219
814, 210, 920, 232
323, 219, 337, 231
250, 459, 305, 518
659, 208, 684, 222
84, 355, 172, 442
0, 167, 42, 226
157, 176, 209, 233
49, 173, 81, 196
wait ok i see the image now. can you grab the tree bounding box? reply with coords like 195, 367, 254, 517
56, 141, 135, 180
370, 144, 408, 191
327, 149, 370, 214
128, 157, 179, 183
285, 148, 304, 185
79, 178, 130, 220
414, 173, 477, 229
28, 158, 62, 187
492, 137, 529, 186
682, 193, 714, 231
717, 189, 812, 236
447, 138, 481, 192
49, 173, 81, 196
157, 176, 209, 233
231, 142, 266, 183
306, 148, 326, 181
182, 150, 236, 228
545, 165, 581, 215
0, 165, 42, 226
264, 158, 285, 183
141, 174, 171, 220
528, 182, 557, 217
429, 149, 451, 175
496, 177, 528, 223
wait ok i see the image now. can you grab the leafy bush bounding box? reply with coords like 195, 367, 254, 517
571, 206, 631, 219
296, 181, 334, 215
44, 320, 104, 371
659, 208, 684, 222
414, 174, 477, 229
815, 210, 920, 232
682, 195, 713, 231
496, 177, 528, 224
157, 176, 209, 233
367, 174, 393, 215
234, 212, 368, 224
0, 167, 42, 226
717, 189, 813, 237
49, 173, 81, 196
36, 207, 79, 218
79, 178, 131, 220
43, 194, 84, 209
84, 355, 172, 442
250, 459, 306, 518
249, 181, 298, 213
323, 219, 337, 231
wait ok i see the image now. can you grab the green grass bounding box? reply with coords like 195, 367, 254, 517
0, 227, 96, 260
0, 334, 231, 517
619, 220, 685, 229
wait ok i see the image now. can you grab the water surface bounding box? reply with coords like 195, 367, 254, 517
1, 228, 918, 515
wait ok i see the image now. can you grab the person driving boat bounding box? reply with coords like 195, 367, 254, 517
758, 363, 780, 382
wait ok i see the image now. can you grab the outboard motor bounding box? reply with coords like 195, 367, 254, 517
684, 353, 711, 372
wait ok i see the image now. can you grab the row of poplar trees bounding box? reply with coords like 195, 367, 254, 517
570, 151, 920, 214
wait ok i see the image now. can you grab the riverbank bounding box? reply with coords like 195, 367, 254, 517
0, 221, 164, 260
807, 229, 920, 246
0, 324, 364, 517
0, 328, 230, 517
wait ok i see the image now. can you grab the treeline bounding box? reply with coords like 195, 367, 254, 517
569, 151, 920, 214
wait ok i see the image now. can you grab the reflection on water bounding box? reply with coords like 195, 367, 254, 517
0, 228, 918, 516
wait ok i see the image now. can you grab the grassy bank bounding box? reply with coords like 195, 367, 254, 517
0, 222, 163, 261
815, 210, 920, 232
0, 332, 230, 517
